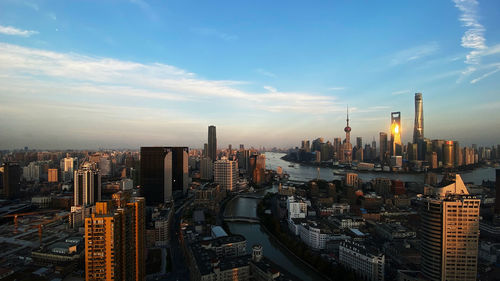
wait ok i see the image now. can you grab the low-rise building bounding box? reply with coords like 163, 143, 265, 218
339, 240, 385, 281
286, 196, 307, 219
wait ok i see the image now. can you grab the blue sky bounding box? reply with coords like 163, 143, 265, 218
0, 0, 499, 149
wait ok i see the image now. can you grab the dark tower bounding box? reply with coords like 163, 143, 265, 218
496, 169, 500, 215
208, 125, 217, 161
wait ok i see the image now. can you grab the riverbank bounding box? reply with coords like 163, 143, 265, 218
257, 194, 359, 281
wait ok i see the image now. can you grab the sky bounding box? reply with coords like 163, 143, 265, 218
0, 0, 499, 150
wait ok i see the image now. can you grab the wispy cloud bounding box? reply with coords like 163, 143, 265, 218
256, 68, 276, 78
470, 66, 500, 84
191, 27, 238, 41
391, 90, 411, 95
327, 87, 346, 91
453, 0, 500, 83
0, 25, 38, 37
390, 42, 439, 66
0, 42, 340, 114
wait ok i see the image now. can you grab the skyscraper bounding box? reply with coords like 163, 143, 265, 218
356, 137, 362, 149
0, 162, 21, 199
140, 147, 188, 205
413, 93, 424, 143
420, 174, 480, 281
342, 106, 353, 164
214, 158, 238, 191
74, 162, 101, 206
379, 132, 388, 162
443, 141, 455, 168
208, 125, 217, 161
390, 112, 402, 156
85, 196, 145, 281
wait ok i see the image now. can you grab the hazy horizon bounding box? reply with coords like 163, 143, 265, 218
1, 0, 499, 149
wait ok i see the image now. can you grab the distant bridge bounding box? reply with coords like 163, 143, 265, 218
223, 216, 260, 223
235, 194, 264, 199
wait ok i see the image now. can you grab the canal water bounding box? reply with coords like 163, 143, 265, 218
226, 152, 496, 281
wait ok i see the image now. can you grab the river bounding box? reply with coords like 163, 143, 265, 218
225, 152, 496, 281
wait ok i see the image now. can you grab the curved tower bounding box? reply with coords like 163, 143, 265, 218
413, 93, 424, 143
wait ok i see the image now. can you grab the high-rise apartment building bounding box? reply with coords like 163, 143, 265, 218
208, 125, 217, 161
413, 93, 424, 143
200, 157, 214, 180
74, 162, 101, 206
140, 147, 188, 205
48, 168, 58, 183
420, 174, 480, 281
214, 158, 238, 191
390, 112, 402, 156
0, 162, 21, 199
85, 196, 145, 281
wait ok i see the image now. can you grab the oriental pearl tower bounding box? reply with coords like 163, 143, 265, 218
343, 106, 353, 164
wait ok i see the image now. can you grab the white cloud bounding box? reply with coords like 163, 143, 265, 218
256, 68, 276, 78
453, 0, 500, 83
327, 87, 346, 91
391, 90, 410, 95
390, 42, 439, 66
0, 42, 340, 114
470, 66, 500, 83
0, 25, 38, 37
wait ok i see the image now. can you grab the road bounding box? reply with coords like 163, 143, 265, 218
147, 197, 192, 281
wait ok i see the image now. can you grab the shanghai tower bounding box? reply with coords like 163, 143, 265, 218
413, 93, 424, 143
208, 125, 217, 161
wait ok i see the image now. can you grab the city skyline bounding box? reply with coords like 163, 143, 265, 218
1, 0, 500, 149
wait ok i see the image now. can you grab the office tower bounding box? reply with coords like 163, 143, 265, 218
356, 137, 362, 149
85, 196, 145, 281
200, 157, 214, 180
372, 138, 376, 150
413, 93, 424, 143
379, 132, 388, 162
495, 169, 500, 215
140, 147, 188, 205
443, 141, 455, 168
390, 112, 402, 156
74, 162, 101, 206
237, 149, 251, 172
0, 162, 21, 199
203, 143, 208, 157
48, 168, 58, 183
214, 158, 238, 191
343, 106, 353, 164
454, 141, 462, 167
208, 125, 217, 161
420, 174, 480, 281
432, 140, 445, 164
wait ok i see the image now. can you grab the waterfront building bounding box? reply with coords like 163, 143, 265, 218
420, 174, 480, 281
345, 172, 359, 187
214, 158, 238, 191
74, 162, 101, 206
413, 93, 424, 143
342, 106, 353, 164
208, 125, 217, 161
85, 197, 145, 281
339, 240, 385, 281
443, 140, 455, 168
390, 112, 402, 156
379, 132, 388, 163
140, 146, 188, 205
298, 221, 333, 250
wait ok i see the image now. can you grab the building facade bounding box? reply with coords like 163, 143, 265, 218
214, 158, 238, 191
420, 174, 480, 281
74, 162, 101, 206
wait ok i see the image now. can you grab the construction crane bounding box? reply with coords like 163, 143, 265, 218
28, 212, 71, 244
3, 210, 59, 233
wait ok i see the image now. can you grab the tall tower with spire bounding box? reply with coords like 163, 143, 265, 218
342, 106, 353, 164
